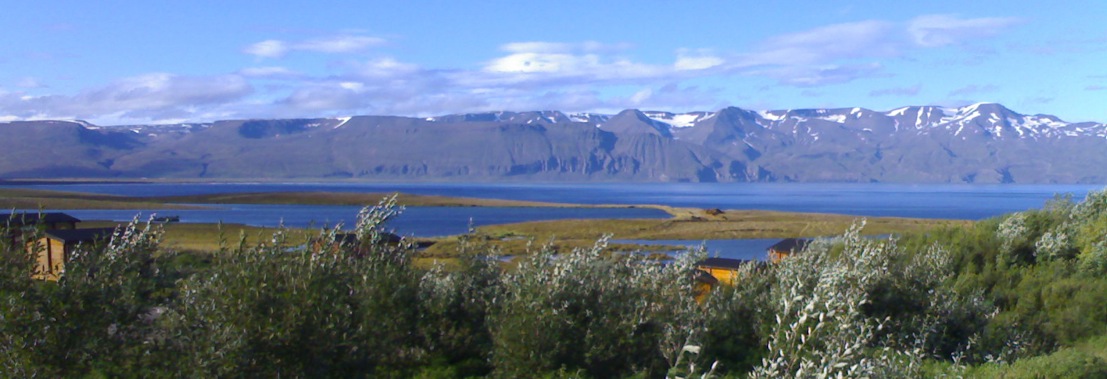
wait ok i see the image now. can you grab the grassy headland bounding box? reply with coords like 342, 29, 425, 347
0, 188, 201, 210
424, 207, 969, 256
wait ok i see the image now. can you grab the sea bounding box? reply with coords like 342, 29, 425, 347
5, 182, 1102, 260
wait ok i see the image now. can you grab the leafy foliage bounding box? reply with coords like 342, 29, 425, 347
489, 238, 705, 378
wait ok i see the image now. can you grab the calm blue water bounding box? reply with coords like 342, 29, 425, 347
5, 182, 1100, 220
14, 204, 670, 237
614, 239, 785, 261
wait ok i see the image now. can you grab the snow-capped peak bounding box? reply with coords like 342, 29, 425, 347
643, 111, 714, 128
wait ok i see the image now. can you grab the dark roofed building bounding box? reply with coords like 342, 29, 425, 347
32, 227, 116, 281
6, 212, 81, 229
695, 257, 749, 286
5, 212, 82, 246
768, 238, 812, 263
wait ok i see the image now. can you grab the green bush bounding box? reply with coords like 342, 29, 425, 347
163, 198, 423, 377
0, 219, 170, 377
489, 238, 704, 378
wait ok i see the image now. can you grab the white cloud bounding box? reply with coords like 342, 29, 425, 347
501, 42, 575, 54
730, 15, 1020, 86
730, 20, 898, 86
483, 41, 658, 79
244, 34, 385, 58
244, 40, 288, 58
338, 81, 364, 91
674, 50, 724, 71
629, 88, 652, 104
3, 14, 1030, 123
297, 35, 385, 53
475, 41, 673, 91
485, 52, 584, 73
908, 15, 1022, 47
740, 20, 897, 68
500, 41, 631, 54
0, 73, 252, 123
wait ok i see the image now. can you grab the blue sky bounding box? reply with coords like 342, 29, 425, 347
1, 1, 1104, 125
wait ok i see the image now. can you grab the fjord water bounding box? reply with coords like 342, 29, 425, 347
40, 205, 670, 238
8, 182, 1101, 260
12, 182, 1102, 219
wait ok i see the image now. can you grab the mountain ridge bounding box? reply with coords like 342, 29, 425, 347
2, 103, 1105, 183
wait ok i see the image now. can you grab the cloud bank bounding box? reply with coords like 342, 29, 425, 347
1, 15, 1028, 124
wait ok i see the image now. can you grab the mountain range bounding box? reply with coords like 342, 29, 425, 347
1, 103, 1105, 183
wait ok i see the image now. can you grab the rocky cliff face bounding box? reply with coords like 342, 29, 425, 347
1, 103, 1104, 183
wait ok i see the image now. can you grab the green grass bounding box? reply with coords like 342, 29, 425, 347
956, 335, 1107, 378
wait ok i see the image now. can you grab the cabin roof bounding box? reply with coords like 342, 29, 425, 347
696, 257, 748, 270
6, 212, 81, 226
768, 238, 812, 252
693, 269, 719, 285
43, 228, 116, 243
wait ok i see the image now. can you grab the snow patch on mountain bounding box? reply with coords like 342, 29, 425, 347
887, 107, 910, 117
333, 116, 352, 129
643, 111, 714, 128
758, 110, 785, 122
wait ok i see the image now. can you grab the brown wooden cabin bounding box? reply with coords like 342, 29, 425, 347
767, 238, 812, 263
5, 212, 81, 245
31, 227, 116, 281
693, 257, 751, 303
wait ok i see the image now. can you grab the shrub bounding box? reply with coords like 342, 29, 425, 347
164, 197, 423, 377
0, 218, 169, 377
489, 238, 705, 378
417, 238, 503, 377
697, 262, 773, 374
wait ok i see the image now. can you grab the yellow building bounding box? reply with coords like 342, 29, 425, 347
695, 257, 748, 286
767, 238, 812, 263
31, 228, 115, 281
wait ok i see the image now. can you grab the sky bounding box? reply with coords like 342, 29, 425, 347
1, 1, 1105, 125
